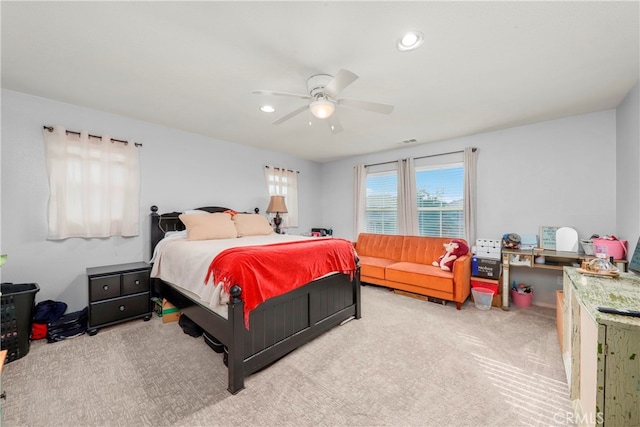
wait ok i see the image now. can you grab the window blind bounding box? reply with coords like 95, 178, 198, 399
415, 162, 464, 238
365, 169, 398, 235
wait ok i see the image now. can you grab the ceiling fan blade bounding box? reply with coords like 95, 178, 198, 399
324, 69, 359, 97
328, 114, 343, 134
272, 105, 309, 125
337, 98, 394, 114
253, 90, 311, 100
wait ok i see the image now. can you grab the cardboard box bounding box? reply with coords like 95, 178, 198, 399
471, 257, 501, 279
475, 238, 501, 249
161, 298, 180, 323
491, 293, 502, 308
473, 239, 502, 260
474, 246, 501, 260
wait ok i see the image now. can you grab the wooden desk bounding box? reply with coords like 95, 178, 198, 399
500, 248, 627, 310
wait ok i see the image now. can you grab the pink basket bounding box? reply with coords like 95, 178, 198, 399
592, 239, 627, 260
511, 290, 533, 307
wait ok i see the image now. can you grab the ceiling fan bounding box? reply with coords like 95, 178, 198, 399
253, 69, 394, 134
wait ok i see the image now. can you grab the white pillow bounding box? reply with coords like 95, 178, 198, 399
179, 213, 238, 240
232, 214, 274, 237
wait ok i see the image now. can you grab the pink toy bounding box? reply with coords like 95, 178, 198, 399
433, 239, 469, 272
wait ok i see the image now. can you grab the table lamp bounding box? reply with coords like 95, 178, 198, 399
266, 195, 288, 234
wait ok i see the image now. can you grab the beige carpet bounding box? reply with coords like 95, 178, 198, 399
2, 285, 573, 427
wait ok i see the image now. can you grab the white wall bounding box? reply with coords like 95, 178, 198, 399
616, 82, 640, 262
322, 110, 618, 307
3, 86, 636, 312
0, 89, 323, 311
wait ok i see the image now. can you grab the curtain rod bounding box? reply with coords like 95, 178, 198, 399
265, 165, 299, 174
365, 147, 477, 168
43, 126, 142, 147
414, 147, 476, 161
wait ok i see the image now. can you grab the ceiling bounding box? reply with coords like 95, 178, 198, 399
2, 1, 639, 163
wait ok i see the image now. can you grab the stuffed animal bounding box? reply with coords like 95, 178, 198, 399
433, 239, 469, 272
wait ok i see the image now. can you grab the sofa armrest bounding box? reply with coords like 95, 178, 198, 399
452, 254, 472, 302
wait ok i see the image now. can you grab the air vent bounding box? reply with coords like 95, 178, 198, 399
396, 138, 417, 144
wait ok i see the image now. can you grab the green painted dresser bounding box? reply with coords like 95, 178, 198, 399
562, 267, 640, 426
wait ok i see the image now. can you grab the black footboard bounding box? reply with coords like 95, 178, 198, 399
154, 269, 361, 394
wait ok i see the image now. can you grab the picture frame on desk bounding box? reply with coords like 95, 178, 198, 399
539, 225, 560, 250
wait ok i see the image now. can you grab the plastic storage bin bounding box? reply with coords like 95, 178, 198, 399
1, 283, 40, 363
471, 287, 493, 311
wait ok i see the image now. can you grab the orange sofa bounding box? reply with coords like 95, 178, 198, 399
354, 233, 471, 309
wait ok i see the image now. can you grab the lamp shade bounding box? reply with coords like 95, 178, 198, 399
266, 195, 288, 213
309, 98, 335, 119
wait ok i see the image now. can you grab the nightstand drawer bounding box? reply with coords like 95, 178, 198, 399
90, 293, 149, 326
122, 271, 149, 296
89, 275, 121, 302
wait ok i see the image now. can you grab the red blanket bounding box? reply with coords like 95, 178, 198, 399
205, 238, 357, 328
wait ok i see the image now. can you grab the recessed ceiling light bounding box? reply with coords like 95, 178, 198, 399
260, 105, 275, 113
397, 31, 424, 52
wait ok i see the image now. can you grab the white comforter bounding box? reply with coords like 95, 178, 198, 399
150, 233, 315, 314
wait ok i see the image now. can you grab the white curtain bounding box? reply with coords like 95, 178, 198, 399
353, 164, 367, 237
264, 165, 298, 227
464, 147, 478, 245
43, 125, 140, 239
397, 158, 418, 235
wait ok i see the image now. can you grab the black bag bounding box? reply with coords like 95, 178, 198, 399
179, 314, 203, 337
47, 307, 88, 343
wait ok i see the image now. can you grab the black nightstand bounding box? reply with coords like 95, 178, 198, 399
86, 262, 152, 335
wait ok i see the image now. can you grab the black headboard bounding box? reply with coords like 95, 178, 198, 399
149, 205, 260, 256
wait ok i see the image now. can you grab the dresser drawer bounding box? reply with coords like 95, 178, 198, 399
89, 274, 121, 302
90, 293, 150, 327
122, 271, 149, 296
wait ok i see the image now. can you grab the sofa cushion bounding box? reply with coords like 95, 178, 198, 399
401, 236, 460, 265
356, 233, 404, 261
386, 262, 454, 293
358, 255, 396, 280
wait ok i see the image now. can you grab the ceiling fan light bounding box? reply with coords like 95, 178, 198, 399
309, 98, 335, 119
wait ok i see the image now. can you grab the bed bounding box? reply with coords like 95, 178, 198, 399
149, 205, 361, 394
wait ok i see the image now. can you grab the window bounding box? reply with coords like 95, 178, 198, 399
264, 165, 299, 227
365, 166, 398, 234
415, 163, 464, 238
43, 126, 140, 239
359, 149, 475, 241
363, 158, 465, 237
